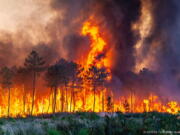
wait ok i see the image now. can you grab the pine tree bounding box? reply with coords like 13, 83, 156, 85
24, 50, 45, 115
1, 67, 14, 117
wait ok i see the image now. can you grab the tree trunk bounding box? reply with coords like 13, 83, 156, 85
61, 88, 64, 112
65, 82, 68, 112
102, 88, 104, 112
93, 86, 96, 112
31, 71, 36, 115
73, 88, 76, 112
23, 85, 26, 115
53, 87, 57, 113
8, 88, 11, 117
70, 81, 74, 112
130, 90, 132, 113
47, 87, 53, 113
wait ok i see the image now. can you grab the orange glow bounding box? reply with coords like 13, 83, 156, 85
0, 87, 179, 117
0, 16, 179, 118
81, 18, 111, 71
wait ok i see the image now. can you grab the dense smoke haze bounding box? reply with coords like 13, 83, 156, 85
0, 0, 179, 100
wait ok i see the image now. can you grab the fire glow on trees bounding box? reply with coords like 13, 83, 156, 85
0, 17, 178, 118
0, 0, 179, 117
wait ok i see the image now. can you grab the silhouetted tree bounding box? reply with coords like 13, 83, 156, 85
45, 64, 60, 113
68, 62, 83, 112
56, 59, 72, 112
123, 99, 130, 113
24, 50, 45, 115
107, 96, 113, 112
85, 66, 109, 112
0, 67, 14, 117
98, 68, 109, 112
15, 67, 30, 114
45, 59, 74, 113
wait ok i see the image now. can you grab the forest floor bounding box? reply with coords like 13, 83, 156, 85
0, 112, 179, 135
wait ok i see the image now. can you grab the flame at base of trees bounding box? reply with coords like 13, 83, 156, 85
0, 13, 179, 118
0, 87, 179, 117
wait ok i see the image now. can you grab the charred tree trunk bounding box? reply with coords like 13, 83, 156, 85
102, 83, 105, 112
82, 89, 86, 111
7, 87, 11, 117
61, 88, 64, 112
73, 90, 76, 112
70, 81, 74, 112
130, 90, 133, 113
93, 85, 96, 112
23, 85, 26, 114
47, 87, 53, 113
31, 71, 36, 115
102, 89, 104, 112
53, 86, 57, 113
65, 82, 68, 112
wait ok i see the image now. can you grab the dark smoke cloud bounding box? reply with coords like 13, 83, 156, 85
63, 34, 90, 61
0, 0, 179, 98
136, 0, 180, 98
98, 0, 141, 75
50, 0, 142, 73
32, 43, 60, 65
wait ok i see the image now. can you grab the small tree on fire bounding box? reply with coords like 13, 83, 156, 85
85, 66, 109, 112
0, 67, 14, 117
24, 50, 45, 115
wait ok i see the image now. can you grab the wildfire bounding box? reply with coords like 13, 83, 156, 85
81, 17, 111, 71
0, 87, 179, 117
0, 14, 179, 118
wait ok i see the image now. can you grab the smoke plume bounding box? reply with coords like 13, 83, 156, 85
0, 0, 179, 99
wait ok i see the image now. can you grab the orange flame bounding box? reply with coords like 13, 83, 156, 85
0, 16, 179, 118
0, 87, 179, 117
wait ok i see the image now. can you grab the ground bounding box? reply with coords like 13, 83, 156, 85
0, 112, 179, 135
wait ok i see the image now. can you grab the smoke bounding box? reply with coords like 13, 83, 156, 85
134, 0, 180, 99
63, 34, 90, 61
0, 0, 179, 98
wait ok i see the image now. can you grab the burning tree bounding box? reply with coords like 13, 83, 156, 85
15, 67, 31, 114
45, 63, 61, 113
68, 62, 83, 112
45, 59, 80, 112
0, 67, 14, 117
55, 59, 71, 112
84, 66, 109, 112
24, 50, 45, 115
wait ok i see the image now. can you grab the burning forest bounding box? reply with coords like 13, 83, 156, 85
0, 0, 179, 119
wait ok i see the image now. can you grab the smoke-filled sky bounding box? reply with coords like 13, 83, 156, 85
0, 0, 179, 99
0, 0, 52, 31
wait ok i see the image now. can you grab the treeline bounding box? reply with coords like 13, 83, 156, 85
0, 50, 109, 116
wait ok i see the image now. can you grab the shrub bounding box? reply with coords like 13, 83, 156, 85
0, 119, 5, 125
89, 112, 100, 120
48, 129, 62, 135
105, 116, 123, 135
78, 128, 89, 135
